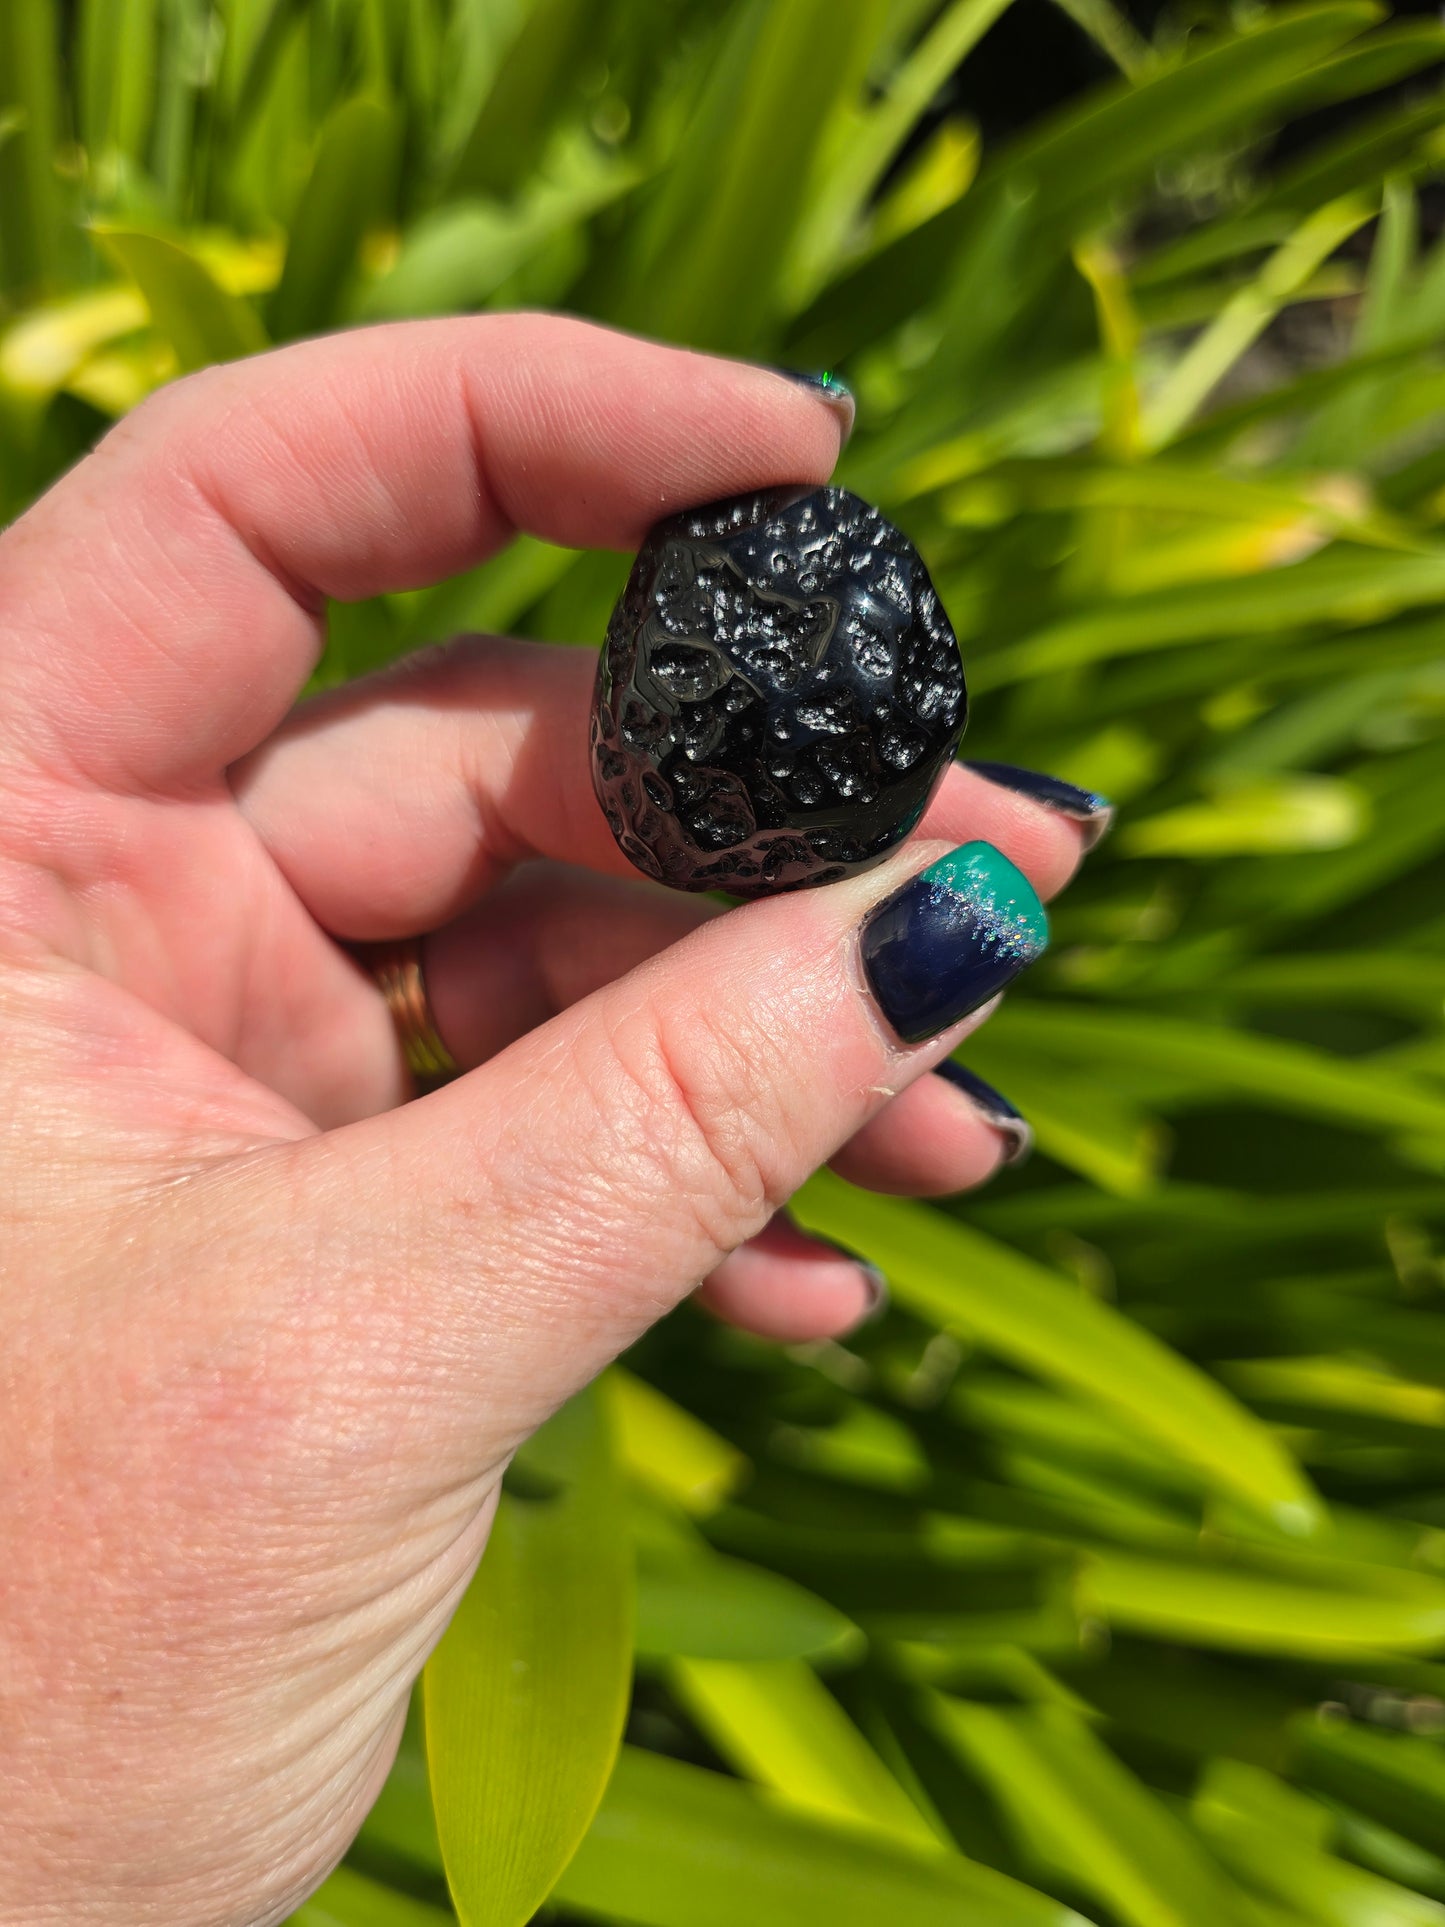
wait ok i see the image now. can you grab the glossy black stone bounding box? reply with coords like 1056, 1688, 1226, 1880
590, 484, 967, 897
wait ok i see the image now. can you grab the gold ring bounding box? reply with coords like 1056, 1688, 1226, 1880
364, 937, 460, 1083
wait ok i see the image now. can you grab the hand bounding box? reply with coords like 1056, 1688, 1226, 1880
0, 316, 1088, 1925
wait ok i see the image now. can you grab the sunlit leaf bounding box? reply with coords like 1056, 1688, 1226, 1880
1120, 776, 1370, 857
287, 1864, 454, 1926
609, 1369, 749, 1516
670, 1657, 940, 1844
270, 94, 399, 339
555, 1746, 1090, 1927
0, 0, 63, 302
92, 226, 270, 370
793, 1173, 1319, 1529
637, 1542, 862, 1663
932, 1696, 1255, 1927
1081, 1549, 1445, 1657
425, 1384, 632, 1927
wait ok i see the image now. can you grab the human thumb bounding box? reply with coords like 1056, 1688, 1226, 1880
247, 837, 1049, 1473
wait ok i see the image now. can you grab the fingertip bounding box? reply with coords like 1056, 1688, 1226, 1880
931, 1058, 1033, 1167
918, 761, 1093, 902
697, 1211, 885, 1342
756, 366, 856, 448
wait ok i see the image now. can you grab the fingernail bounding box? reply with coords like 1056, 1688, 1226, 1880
966, 759, 1114, 851
776, 1208, 890, 1323
808, 1233, 889, 1322
932, 1060, 1033, 1167
767, 366, 856, 442
860, 841, 1049, 1045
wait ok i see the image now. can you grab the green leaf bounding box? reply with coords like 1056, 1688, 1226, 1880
974, 549, 1445, 691
0, 0, 63, 299
1081, 1550, 1445, 1657
1002, 5, 1380, 234
449, 0, 606, 197
287, 1865, 454, 1926
669, 1657, 940, 1846
621, 0, 888, 352
931, 1696, 1256, 1927
91, 226, 269, 371
792, 1173, 1319, 1529
790, 4, 1382, 363
957, 1036, 1167, 1196
939, 454, 1427, 551
1142, 193, 1378, 449
424, 1384, 632, 1927
388, 535, 577, 649
636, 1546, 862, 1664
78, 0, 159, 165
787, 0, 1014, 304
609, 1369, 748, 1516
555, 1746, 1089, 1927
269, 94, 399, 340
1195, 1758, 1445, 1925
0, 284, 149, 405
1048, 0, 1150, 76
1120, 776, 1370, 857
360, 143, 640, 320
993, 1003, 1445, 1146
1291, 1721, 1445, 1859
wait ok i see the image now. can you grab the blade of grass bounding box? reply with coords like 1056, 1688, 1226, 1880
1048, 0, 1150, 78
608, 1369, 748, 1517
637, 1547, 863, 1665
79, 0, 160, 167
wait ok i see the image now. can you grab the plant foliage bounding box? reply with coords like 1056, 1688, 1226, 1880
6, 0, 1445, 1920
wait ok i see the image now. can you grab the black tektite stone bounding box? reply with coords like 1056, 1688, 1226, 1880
590, 485, 967, 897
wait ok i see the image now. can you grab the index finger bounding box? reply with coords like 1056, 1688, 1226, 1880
0, 315, 847, 792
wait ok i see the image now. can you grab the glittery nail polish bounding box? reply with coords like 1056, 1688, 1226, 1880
932, 1059, 1033, 1166
966, 759, 1114, 851
767, 366, 856, 440
860, 841, 1049, 1045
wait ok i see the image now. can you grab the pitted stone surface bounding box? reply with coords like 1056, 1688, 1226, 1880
590, 484, 967, 896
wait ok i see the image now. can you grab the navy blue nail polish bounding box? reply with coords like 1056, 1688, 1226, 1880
966, 759, 1114, 851
932, 1060, 1033, 1167
810, 1234, 889, 1321
778, 1209, 889, 1320
767, 366, 856, 438
860, 841, 1049, 1045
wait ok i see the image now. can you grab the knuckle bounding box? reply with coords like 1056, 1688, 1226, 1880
607, 992, 799, 1253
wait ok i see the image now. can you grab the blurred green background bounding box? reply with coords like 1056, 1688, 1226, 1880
8, 0, 1445, 1922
